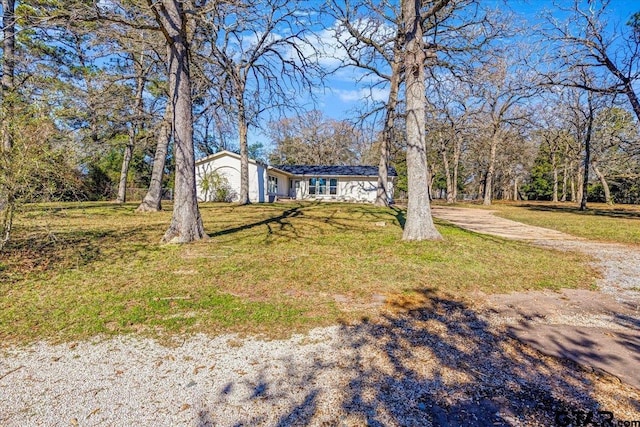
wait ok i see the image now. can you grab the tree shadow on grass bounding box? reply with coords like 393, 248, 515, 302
391, 206, 406, 229
207, 203, 401, 243
207, 206, 305, 239
0, 225, 163, 283
196, 289, 638, 426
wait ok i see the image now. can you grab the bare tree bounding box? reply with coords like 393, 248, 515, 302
427, 79, 475, 203
580, 90, 595, 211
532, 100, 575, 203
329, 0, 497, 207
590, 107, 638, 204
560, 74, 601, 210
327, 0, 404, 206
116, 40, 149, 203
202, 0, 320, 204
268, 111, 363, 165
468, 56, 537, 206
545, 0, 640, 122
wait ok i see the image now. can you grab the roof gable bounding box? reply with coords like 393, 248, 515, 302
195, 150, 266, 167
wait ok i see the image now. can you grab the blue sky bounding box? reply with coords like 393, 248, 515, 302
313, 0, 640, 119
249, 0, 640, 152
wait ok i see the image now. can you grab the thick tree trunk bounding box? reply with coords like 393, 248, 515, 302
151, 0, 206, 243
401, 0, 441, 241
376, 55, 401, 207
623, 79, 640, 125
593, 163, 612, 204
116, 141, 134, 203
483, 131, 499, 206
238, 95, 250, 205
137, 102, 172, 212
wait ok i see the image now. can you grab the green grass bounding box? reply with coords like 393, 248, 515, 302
0, 201, 595, 346
461, 201, 640, 245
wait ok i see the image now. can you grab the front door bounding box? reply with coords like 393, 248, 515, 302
293, 180, 303, 199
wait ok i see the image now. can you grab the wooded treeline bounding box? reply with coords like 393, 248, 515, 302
1, 0, 639, 245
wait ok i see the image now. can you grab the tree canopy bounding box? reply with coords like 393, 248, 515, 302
1, 0, 640, 244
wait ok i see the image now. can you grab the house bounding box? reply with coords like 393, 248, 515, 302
195, 150, 397, 203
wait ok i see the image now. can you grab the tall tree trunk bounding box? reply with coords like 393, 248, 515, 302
150, 0, 206, 243
441, 140, 454, 204
592, 163, 612, 204
552, 151, 558, 202
513, 177, 518, 201
483, 131, 499, 205
401, 0, 441, 241
580, 95, 594, 211
376, 54, 401, 206
117, 55, 146, 204
561, 158, 569, 202
117, 141, 134, 203
238, 91, 250, 204
137, 101, 172, 212
452, 133, 461, 202
576, 166, 583, 206
0, 0, 15, 251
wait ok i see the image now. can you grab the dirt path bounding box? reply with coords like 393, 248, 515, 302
432, 206, 640, 389
431, 206, 577, 241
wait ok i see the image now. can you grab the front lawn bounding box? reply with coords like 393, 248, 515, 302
0, 201, 595, 345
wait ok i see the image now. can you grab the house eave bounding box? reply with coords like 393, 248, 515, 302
195, 150, 266, 168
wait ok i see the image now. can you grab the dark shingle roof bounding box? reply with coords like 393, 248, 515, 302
273, 165, 397, 177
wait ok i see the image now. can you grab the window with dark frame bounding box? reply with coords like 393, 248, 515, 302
308, 177, 339, 196
268, 175, 278, 194
309, 177, 317, 195
329, 178, 337, 195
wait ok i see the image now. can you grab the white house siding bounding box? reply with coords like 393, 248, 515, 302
339, 178, 378, 202
266, 169, 290, 199
195, 152, 267, 203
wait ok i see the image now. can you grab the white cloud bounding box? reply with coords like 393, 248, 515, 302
335, 87, 389, 103
299, 18, 396, 73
